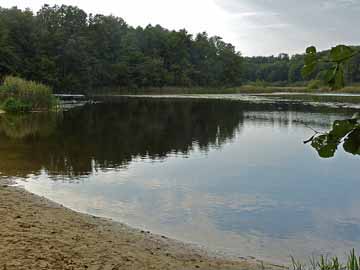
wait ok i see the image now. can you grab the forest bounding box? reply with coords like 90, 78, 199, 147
0, 5, 242, 93
0, 4, 360, 94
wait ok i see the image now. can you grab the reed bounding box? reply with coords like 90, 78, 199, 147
291, 249, 360, 270
0, 76, 58, 112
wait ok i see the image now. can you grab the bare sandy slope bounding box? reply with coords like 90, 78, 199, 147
0, 182, 284, 270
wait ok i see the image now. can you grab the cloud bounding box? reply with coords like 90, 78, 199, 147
1, 0, 360, 55
214, 0, 360, 55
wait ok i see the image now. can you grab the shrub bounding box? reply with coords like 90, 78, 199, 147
2, 97, 32, 113
0, 76, 57, 112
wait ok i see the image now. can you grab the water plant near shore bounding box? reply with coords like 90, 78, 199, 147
291, 249, 360, 270
0, 76, 58, 112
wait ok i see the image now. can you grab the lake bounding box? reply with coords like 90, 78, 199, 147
1, 96, 359, 264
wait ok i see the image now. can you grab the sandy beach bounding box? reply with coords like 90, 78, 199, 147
0, 180, 283, 270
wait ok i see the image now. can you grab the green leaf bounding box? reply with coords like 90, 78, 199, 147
302, 46, 318, 79
329, 45, 356, 63
324, 64, 346, 90
301, 62, 317, 78
333, 64, 345, 90
310, 119, 358, 158
306, 46, 317, 54
343, 128, 360, 156
324, 67, 337, 85
303, 44, 359, 90
330, 119, 356, 139
311, 135, 338, 158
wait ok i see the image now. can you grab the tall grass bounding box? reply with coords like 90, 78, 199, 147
291, 249, 360, 270
0, 76, 58, 112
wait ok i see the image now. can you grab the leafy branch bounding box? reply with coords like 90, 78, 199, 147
304, 116, 360, 158
302, 45, 360, 90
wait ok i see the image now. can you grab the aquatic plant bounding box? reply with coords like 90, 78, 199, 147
291, 249, 360, 270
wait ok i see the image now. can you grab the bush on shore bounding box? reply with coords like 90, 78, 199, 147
0, 76, 57, 112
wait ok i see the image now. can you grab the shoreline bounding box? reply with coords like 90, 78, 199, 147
88, 85, 360, 96
0, 180, 284, 270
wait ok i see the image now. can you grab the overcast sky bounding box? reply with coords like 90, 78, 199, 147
1, 0, 360, 56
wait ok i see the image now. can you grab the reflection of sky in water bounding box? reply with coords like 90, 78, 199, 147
15, 110, 360, 264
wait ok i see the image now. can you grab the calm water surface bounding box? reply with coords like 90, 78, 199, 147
1, 97, 359, 263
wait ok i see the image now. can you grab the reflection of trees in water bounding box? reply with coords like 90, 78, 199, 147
0, 99, 244, 178
0, 98, 358, 179
0, 113, 61, 178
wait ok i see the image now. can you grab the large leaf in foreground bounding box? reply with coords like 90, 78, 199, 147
343, 128, 360, 155
311, 135, 338, 158
310, 119, 359, 158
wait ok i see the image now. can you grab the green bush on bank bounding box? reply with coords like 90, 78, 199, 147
0, 76, 57, 112
2, 97, 32, 113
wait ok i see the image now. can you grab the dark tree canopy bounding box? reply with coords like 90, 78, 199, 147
0, 5, 243, 93
1, 5, 359, 93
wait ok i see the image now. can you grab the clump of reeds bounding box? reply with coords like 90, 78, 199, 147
0, 76, 58, 112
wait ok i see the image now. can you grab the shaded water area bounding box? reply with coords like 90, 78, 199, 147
1, 97, 359, 264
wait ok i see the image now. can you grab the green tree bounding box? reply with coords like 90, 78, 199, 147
0, 4, 244, 92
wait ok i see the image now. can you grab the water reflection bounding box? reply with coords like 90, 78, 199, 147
1, 97, 359, 263
0, 99, 245, 178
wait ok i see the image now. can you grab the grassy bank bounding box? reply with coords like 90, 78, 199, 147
0, 76, 58, 113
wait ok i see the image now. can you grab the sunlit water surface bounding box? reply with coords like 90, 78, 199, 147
1, 97, 359, 264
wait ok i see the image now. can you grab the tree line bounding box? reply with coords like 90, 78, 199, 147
1, 4, 359, 93
0, 5, 243, 93
243, 49, 360, 85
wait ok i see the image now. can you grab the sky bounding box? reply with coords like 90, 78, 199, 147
1, 0, 360, 56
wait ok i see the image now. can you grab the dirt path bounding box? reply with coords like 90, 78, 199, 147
0, 182, 284, 270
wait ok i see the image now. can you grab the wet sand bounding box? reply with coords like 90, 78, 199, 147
0, 180, 283, 270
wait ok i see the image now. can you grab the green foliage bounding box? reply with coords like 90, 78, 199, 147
243, 54, 291, 83
2, 5, 360, 91
302, 46, 318, 79
0, 76, 57, 112
307, 80, 323, 90
291, 249, 360, 270
243, 46, 360, 88
303, 45, 359, 90
0, 5, 243, 92
2, 97, 31, 112
307, 117, 360, 158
